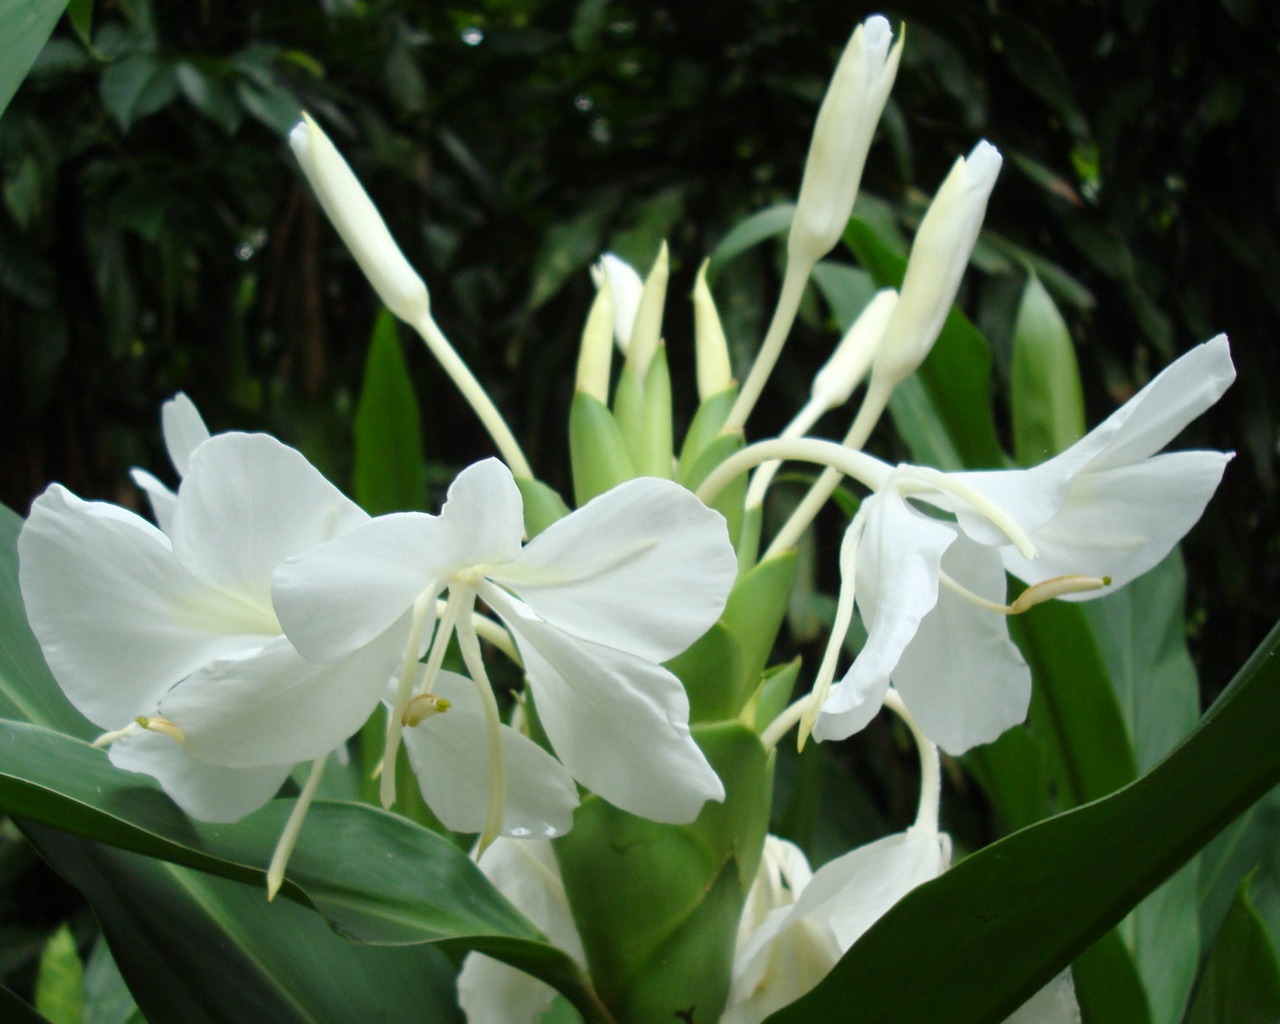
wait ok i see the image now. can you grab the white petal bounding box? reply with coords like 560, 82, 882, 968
401, 672, 578, 837
108, 729, 292, 823
161, 392, 211, 477
273, 512, 451, 663
160, 630, 404, 768
484, 587, 724, 823
497, 477, 736, 662
813, 490, 956, 742
436, 458, 525, 568
597, 253, 644, 352
892, 539, 1030, 754
18, 485, 274, 728
458, 838, 585, 1024
129, 468, 178, 534
171, 433, 367, 607
1000, 451, 1232, 593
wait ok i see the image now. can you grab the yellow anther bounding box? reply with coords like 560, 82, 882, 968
403, 694, 452, 727
135, 715, 186, 744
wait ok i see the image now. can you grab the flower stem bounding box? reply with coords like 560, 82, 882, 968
696, 437, 891, 509
883, 689, 941, 834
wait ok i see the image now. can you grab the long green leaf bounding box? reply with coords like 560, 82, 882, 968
1186, 876, 1280, 1024
765, 616, 1280, 1023
0, 1, 68, 122
354, 310, 426, 516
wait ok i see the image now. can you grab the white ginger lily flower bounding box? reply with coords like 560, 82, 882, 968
273, 457, 735, 826
18, 410, 405, 822
812, 335, 1234, 753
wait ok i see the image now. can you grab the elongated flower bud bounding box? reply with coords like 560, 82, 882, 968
811, 288, 898, 409
789, 16, 903, 268
692, 259, 733, 399
289, 114, 431, 326
628, 241, 670, 378
593, 253, 644, 354
576, 271, 615, 402
871, 140, 1003, 389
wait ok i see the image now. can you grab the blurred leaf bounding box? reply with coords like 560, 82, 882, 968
33, 925, 83, 1024
809, 260, 877, 331
66, 0, 93, 48
1186, 876, 1280, 1024
1072, 930, 1152, 1024
766, 616, 1280, 1023
100, 54, 180, 131
234, 79, 300, 135
82, 937, 144, 1024
706, 203, 793, 280
1011, 273, 1085, 466
1200, 784, 1280, 956
0, 986, 52, 1024
354, 310, 426, 515
175, 61, 242, 134
0, 1, 68, 121
527, 194, 618, 310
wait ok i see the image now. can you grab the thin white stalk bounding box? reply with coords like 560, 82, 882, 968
883, 689, 941, 833
743, 395, 829, 511
455, 611, 506, 858
435, 599, 521, 665
267, 755, 327, 901
696, 437, 891, 509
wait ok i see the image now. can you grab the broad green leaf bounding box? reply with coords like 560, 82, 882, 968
555, 722, 771, 1024
964, 725, 1050, 833
100, 54, 180, 131
0, 986, 51, 1024
1011, 273, 1085, 466
843, 217, 1005, 469
34, 924, 83, 1024
0, 1, 68, 121
25, 825, 464, 1024
1200, 783, 1280, 955
667, 622, 745, 723
1072, 931, 1152, 1024
706, 203, 794, 280
720, 553, 798, 714
765, 616, 1280, 1024
354, 310, 426, 516
1186, 876, 1280, 1024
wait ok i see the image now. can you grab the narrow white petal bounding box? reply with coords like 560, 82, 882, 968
171, 433, 367, 607
129, 468, 178, 534
598, 253, 644, 352
160, 630, 404, 768
813, 490, 956, 742
458, 838, 585, 1024
401, 672, 578, 837
893, 539, 1030, 754
497, 477, 736, 662
484, 587, 724, 823
108, 730, 292, 823
273, 511, 455, 663
161, 392, 211, 477
436, 458, 525, 568
19, 485, 273, 728
1000, 451, 1232, 592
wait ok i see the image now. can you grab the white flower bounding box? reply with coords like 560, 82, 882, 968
18, 408, 404, 822
273, 457, 736, 824
814, 336, 1234, 753
127, 392, 210, 532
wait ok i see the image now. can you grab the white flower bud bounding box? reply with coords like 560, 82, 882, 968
576, 270, 615, 402
594, 252, 644, 354
628, 241, 670, 378
692, 259, 733, 399
789, 16, 903, 268
288, 114, 431, 326
872, 140, 1003, 388
811, 288, 898, 409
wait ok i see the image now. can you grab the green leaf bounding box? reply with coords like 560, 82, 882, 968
66, 0, 93, 48
706, 203, 794, 280
555, 722, 771, 1024
667, 622, 744, 723
1011, 273, 1085, 465
1186, 876, 1280, 1024
843, 217, 1005, 469
100, 54, 180, 131
765, 616, 1280, 1024
82, 936, 144, 1024
568, 391, 635, 505
354, 310, 426, 516
1072, 930, 1152, 1024
720, 553, 798, 715
515, 475, 571, 538
527, 196, 618, 310
34, 924, 84, 1024
0, 1, 68, 121
25, 826, 464, 1024
0, 986, 52, 1024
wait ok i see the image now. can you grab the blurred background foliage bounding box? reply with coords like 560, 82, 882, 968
1, 0, 1278, 1017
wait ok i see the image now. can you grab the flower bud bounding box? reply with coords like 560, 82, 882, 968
593, 253, 643, 354
575, 270, 616, 403
789, 16, 903, 268
871, 140, 1002, 389
692, 259, 733, 399
628, 241, 670, 378
289, 114, 431, 326
811, 288, 898, 409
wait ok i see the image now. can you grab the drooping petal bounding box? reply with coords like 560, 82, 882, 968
496, 477, 736, 662
482, 586, 724, 823
161, 392, 211, 477
998, 451, 1233, 593
18, 485, 274, 728
400, 671, 578, 838
171, 433, 368, 609
457, 838, 586, 1024
812, 489, 956, 743
892, 538, 1031, 754
159, 630, 404, 768
273, 512, 452, 663
108, 729, 292, 823
129, 468, 178, 534
434, 458, 525, 568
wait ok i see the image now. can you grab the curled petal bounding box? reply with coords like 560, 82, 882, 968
108, 729, 292, 823
19, 486, 273, 728
483, 586, 724, 823
498, 477, 736, 662
401, 672, 578, 838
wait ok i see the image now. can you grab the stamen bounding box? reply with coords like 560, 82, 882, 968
403, 694, 452, 727
897, 466, 1038, 560
939, 570, 1110, 615
883, 689, 941, 834
136, 716, 186, 744
266, 755, 327, 902
382, 589, 447, 808
697, 437, 891, 508
455, 609, 506, 857
91, 721, 141, 749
